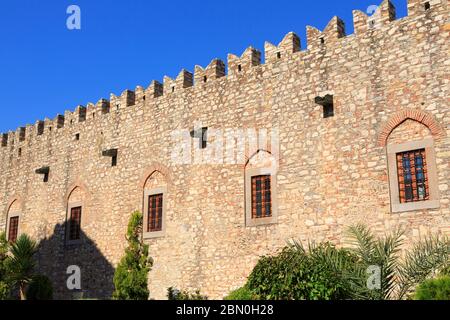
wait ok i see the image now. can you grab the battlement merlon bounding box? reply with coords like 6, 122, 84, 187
146, 80, 163, 99
0, 0, 447, 148
265, 32, 301, 64
163, 70, 193, 95
194, 59, 226, 85
228, 47, 261, 76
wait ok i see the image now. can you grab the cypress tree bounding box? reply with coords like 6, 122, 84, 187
113, 211, 153, 300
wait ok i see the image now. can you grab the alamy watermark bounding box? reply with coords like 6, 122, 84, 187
170, 124, 280, 171
66, 265, 81, 290
367, 265, 382, 290
66, 5, 81, 30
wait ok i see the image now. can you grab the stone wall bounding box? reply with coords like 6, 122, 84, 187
0, 0, 449, 299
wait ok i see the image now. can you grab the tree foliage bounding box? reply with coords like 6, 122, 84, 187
26, 275, 53, 300
346, 224, 449, 300
225, 225, 449, 300
6, 234, 37, 300
113, 211, 153, 300
414, 276, 450, 300
0, 233, 10, 299
246, 243, 357, 300
167, 287, 208, 300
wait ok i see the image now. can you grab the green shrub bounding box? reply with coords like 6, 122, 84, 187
0, 282, 10, 300
414, 277, 450, 300
224, 286, 257, 300
440, 265, 450, 277
167, 287, 208, 300
26, 275, 53, 300
113, 211, 153, 300
0, 233, 11, 300
246, 243, 357, 300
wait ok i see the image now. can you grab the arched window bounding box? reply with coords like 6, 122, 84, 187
143, 170, 167, 239
245, 150, 278, 227
66, 187, 85, 244
381, 112, 442, 213
6, 200, 21, 242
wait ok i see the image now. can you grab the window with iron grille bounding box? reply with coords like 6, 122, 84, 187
69, 206, 82, 241
251, 175, 272, 219
396, 149, 429, 204
8, 216, 19, 242
148, 194, 163, 232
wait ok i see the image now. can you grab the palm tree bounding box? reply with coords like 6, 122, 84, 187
346, 224, 449, 300
6, 234, 37, 300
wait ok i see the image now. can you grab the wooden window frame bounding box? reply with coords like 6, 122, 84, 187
396, 149, 429, 203
6, 213, 20, 243
143, 187, 167, 239
245, 167, 278, 227
66, 202, 83, 245
387, 138, 440, 213
251, 175, 272, 219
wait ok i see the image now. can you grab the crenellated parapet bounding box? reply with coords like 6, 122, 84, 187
0, 0, 446, 150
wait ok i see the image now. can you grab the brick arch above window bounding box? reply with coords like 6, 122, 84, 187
64, 180, 91, 204
378, 109, 446, 147
244, 149, 278, 227
143, 171, 167, 190
245, 149, 276, 168
5, 197, 23, 216
140, 163, 170, 240
65, 182, 89, 244
139, 163, 171, 189
5, 198, 22, 242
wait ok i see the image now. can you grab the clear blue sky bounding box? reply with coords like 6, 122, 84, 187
0, 0, 407, 133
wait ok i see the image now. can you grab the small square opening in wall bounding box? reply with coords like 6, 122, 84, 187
75, 133, 80, 141
35, 167, 50, 183
320, 37, 325, 44
424, 2, 431, 10
102, 149, 118, 167
277, 52, 281, 59
203, 76, 207, 83
238, 64, 242, 72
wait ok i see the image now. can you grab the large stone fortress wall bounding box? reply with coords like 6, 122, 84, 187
0, 0, 449, 299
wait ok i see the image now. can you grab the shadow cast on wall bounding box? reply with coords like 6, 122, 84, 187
34, 222, 115, 300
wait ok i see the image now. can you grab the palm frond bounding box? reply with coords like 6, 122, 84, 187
6, 234, 37, 285
397, 236, 449, 299
347, 224, 377, 265
373, 228, 405, 299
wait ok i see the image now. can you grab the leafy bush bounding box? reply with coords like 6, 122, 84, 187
113, 211, 153, 300
0, 282, 9, 300
167, 287, 208, 300
238, 225, 449, 301
0, 233, 11, 300
224, 286, 257, 300
246, 243, 357, 300
26, 275, 53, 300
414, 277, 450, 300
